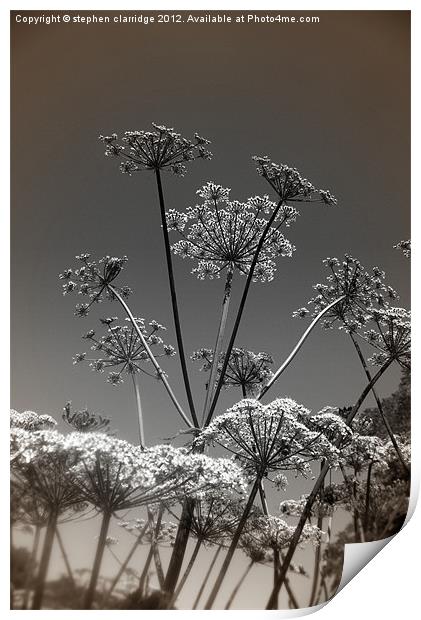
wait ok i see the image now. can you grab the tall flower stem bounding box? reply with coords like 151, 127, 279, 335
131, 374, 145, 448
108, 285, 193, 429
202, 264, 234, 423
192, 544, 222, 609
163, 498, 195, 595
308, 462, 325, 607
265, 357, 394, 609
84, 510, 112, 609
56, 526, 76, 589
204, 200, 285, 427
155, 168, 199, 428
259, 296, 346, 400
31, 509, 58, 609
224, 559, 254, 609
204, 476, 261, 609
22, 524, 41, 609
349, 333, 409, 474
364, 461, 374, 534
102, 522, 148, 606
138, 544, 154, 595
171, 537, 202, 605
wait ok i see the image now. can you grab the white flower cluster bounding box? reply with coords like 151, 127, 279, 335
166, 182, 296, 282
196, 398, 346, 476
99, 123, 212, 177
363, 307, 411, 370
10, 409, 57, 431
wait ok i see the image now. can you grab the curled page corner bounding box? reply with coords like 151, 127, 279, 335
336, 535, 394, 594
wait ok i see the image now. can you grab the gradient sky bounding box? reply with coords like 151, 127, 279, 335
11, 10, 410, 609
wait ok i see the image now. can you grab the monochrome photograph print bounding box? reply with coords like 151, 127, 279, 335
10, 9, 410, 611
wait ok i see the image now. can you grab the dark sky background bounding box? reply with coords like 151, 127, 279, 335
11, 10, 410, 608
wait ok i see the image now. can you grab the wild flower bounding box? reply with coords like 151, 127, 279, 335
62, 402, 111, 433
196, 398, 346, 479
99, 123, 212, 177
253, 156, 337, 205
294, 255, 398, 331
59, 253, 131, 317
245, 515, 321, 553
74, 316, 176, 385
362, 307, 411, 370
394, 239, 411, 258
167, 183, 296, 282
10, 409, 57, 431
192, 348, 274, 397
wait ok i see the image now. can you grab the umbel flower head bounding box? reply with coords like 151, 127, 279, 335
362, 307, 411, 370
294, 255, 399, 331
253, 156, 337, 205
119, 517, 178, 546
99, 123, 212, 177
192, 347, 274, 397
196, 398, 349, 478
176, 495, 252, 546
74, 316, 176, 385
394, 239, 411, 259
167, 182, 296, 281
64, 434, 247, 513
10, 429, 84, 515
10, 409, 57, 431
244, 514, 321, 555
62, 402, 111, 433
59, 253, 131, 318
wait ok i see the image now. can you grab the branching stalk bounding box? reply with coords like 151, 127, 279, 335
259, 296, 346, 399
155, 168, 199, 427
192, 544, 222, 609
265, 357, 394, 609
108, 285, 193, 429
202, 264, 234, 424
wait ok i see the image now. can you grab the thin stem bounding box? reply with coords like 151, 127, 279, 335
308, 463, 325, 607
259, 295, 346, 399
202, 264, 234, 424
155, 168, 199, 428
102, 522, 148, 606
259, 479, 269, 515
55, 526, 76, 589
224, 560, 254, 609
192, 544, 222, 609
265, 357, 394, 609
138, 544, 154, 595
131, 374, 145, 448
172, 538, 202, 602
349, 333, 409, 474
22, 524, 41, 609
204, 200, 285, 427
84, 511, 112, 609
31, 509, 58, 609
364, 461, 374, 535
204, 476, 261, 609
109, 285, 193, 429
163, 498, 194, 594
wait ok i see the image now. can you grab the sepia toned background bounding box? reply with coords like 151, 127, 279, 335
11, 10, 410, 608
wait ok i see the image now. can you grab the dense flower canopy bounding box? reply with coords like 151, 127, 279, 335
10, 409, 57, 432
59, 253, 131, 318
253, 156, 337, 205
99, 123, 212, 176
64, 433, 247, 512
74, 316, 176, 385
166, 182, 296, 282
11, 430, 84, 514
196, 399, 351, 477
293, 255, 399, 331
192, 347, 274, 397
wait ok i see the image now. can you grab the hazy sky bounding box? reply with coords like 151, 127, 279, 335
11, 10, 410, 608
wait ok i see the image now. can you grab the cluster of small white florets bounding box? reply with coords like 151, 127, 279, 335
10, 409, 57, 431
166, 182, 296, 282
